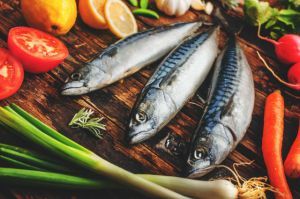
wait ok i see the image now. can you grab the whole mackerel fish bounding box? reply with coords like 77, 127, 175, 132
186, 38, 255, 178
61, 22, 202, 95
128, 27, 219, 144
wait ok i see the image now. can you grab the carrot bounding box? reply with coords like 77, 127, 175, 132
284, 121, 300, 178
262, 90, 292, 199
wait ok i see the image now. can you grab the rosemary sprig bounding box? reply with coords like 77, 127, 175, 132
69, 108, 106, 139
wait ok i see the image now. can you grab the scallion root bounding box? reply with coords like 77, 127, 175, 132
216, 161, 277, 199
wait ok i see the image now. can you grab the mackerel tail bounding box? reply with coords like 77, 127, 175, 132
186, 38, 255, 178
61, 21, 203, 96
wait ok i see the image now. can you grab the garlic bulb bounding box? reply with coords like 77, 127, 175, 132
155, 0, 192, 17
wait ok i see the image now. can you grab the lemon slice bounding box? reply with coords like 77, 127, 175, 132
104, 0, 138, 38
79, 0, 107, 29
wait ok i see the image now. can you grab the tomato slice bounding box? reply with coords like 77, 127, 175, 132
8, 27, 69, 73
0, 48, 24, 100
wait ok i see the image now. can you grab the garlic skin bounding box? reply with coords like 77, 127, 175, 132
155, 0, 192, 17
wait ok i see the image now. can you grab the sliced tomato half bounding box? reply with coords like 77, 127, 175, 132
0, 48, 24, 100
8, 27, 69, 73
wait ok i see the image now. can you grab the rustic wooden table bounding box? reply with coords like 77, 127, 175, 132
0, 0, 299, 198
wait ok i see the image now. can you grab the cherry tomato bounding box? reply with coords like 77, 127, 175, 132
0, 48, 24, 100
8, 27, 69, 74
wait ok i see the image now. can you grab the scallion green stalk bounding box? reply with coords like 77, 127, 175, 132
0, 167, 117, 190
0, 144, 71, 173
0, 155, 42, 170
8, 104, 90, 154
0, 106, 188, 199
0, 167, 239, 199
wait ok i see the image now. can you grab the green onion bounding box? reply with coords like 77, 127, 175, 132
0, 167, 239, 199
140, 0, 149, 9
0, 144, 71, 173
8, 104, 90, 154
0, 105, 187, 199
0, 155, 42, 170
133, 8, 160, 19
0, 140, 274, 198
129, 0, 138, 7
0, 167, 117, 190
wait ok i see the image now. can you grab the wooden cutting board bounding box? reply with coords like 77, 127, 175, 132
0, 0, 299, 198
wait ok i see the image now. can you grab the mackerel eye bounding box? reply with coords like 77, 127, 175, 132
135, 111, 147, 123
71, 73, 82, 81
193, 148, 208, 160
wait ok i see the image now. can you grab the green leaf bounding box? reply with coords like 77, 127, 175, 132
244, 0, 274, 26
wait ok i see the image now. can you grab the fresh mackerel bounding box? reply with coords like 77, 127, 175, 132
61, 22, 202, 95
128, 28, 219, 144
186, 38, 255, 178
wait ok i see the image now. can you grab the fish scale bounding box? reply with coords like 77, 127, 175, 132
186, 38, 255, 178
147, 31, 211, 88
202, 39, 240, 127
127, 27, 219, 144
61, 22, 202, 96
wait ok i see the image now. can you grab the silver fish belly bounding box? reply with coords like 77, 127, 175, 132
128, 27, 219, 144
61, 22, 202, 95
186, 38, 255, 178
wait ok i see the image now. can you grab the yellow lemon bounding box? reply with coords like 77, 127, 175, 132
21, 0, 77, 35
79, 0, 108, 29
104, 0, 138, 38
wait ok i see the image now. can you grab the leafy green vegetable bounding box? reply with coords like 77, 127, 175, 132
244, 0, 273, 26
244, 0, 300, 39
69, 108, 106, 139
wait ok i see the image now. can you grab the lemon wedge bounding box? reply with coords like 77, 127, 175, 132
104, 0, 138, 38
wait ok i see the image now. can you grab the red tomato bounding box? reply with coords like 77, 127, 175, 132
8, 27, 69, 74
0, 48, 24, 100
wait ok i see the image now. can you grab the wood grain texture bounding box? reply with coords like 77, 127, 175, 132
0, 0, 299, 198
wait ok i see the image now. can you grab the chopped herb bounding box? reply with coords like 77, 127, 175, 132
69, 108, 106, 139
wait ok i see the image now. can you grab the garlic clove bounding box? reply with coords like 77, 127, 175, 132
163, 0, 177, 16
191, 0, 206, 11
175, 0, 191, 16
204, 1, 214, 15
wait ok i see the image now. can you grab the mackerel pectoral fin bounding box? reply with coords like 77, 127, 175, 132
220, 95, 234, 118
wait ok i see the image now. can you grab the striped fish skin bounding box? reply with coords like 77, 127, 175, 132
127, 27, 219, 144
186, 38, 255, 178
61, 22, 202, 96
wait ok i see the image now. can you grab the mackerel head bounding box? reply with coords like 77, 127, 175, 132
127, 27, 219, 144
61, 22, 202, 95
186, 38, 255, 178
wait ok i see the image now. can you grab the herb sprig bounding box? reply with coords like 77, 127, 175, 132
69, 108, 106, 139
